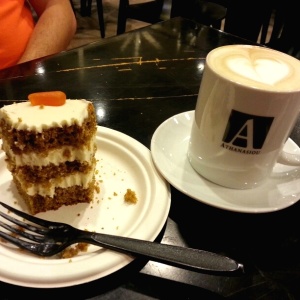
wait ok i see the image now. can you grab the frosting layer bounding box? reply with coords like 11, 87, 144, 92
0, 99, 90, 132
2, 140, 96, 167
25, 163, 96, 197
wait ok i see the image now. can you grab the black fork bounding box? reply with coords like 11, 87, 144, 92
0, 202, 244, 275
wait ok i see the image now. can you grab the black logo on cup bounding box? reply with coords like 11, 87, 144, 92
221, 110, 274, 154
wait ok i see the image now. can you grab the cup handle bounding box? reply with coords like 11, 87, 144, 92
277, 150, 300, 166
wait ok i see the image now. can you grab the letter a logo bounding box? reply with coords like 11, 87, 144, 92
222, 110, 274, 149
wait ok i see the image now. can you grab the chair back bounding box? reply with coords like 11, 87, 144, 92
117, 0, 164, 34
261, 1, 300, 59
171, 0, 227, 28
223, 0, 300, 59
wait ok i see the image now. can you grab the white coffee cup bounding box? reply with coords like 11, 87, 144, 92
188, 44, 300, 189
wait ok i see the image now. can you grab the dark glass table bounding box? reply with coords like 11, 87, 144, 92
0, 17, 300, 299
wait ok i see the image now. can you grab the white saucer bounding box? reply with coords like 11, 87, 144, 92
151, 111, 300, 213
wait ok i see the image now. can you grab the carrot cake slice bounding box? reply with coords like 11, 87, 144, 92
0, 96, 97, 214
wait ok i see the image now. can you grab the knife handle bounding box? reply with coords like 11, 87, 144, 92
83, 231, 245, 275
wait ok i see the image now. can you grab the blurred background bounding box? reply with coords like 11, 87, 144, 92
69, 0, 299, 59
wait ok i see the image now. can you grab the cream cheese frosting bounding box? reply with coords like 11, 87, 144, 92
2, 140, 96, 167
25, 167, 95, 197
0, 99, 90, 132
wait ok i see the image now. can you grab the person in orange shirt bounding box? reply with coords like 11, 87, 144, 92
0, 0, 77, 70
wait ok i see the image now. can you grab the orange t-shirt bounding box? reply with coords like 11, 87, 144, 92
0, 0, 35, 70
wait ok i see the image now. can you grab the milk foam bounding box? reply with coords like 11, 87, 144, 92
208, 45, 300, 91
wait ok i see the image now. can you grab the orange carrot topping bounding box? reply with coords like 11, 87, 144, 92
28, 91, 66, 106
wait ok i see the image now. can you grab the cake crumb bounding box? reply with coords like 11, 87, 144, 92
77, 243, 89, 252
60, 243, 89, 258
0, 237, 7, 243
95, 181, 100, 193
124, 189, 137, 204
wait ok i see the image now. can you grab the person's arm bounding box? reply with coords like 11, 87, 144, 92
18, 0, 77, 64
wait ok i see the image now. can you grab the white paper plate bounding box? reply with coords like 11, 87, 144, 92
0, 126, 170, 288
151, 111, 300, 213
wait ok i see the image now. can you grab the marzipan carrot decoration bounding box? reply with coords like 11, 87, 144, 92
28, 91, 66, 106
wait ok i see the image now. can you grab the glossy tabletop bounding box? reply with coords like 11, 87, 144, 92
1, 17, 300, 299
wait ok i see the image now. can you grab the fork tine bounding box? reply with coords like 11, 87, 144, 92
0, 229, 39, 252
0, 203, 66, 256
0, 202, 57, 228
0, 219, 45, 243
0, 226, 63, 257
0, 208, 47, 235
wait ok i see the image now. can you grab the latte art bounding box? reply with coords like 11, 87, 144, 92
226, 57, 289, 86
208, 45, 300, 91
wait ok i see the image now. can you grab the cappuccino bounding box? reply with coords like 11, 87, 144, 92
208, 45, 300, 91
188, 45, 300, 189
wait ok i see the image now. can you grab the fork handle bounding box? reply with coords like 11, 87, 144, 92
79, 231, 244, 275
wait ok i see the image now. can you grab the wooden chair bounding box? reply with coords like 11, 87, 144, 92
261, 1, 300, 59
71, 0, 106, 38
223, 0, 272, 42
170, 0, 227, 29
223, 0, 300, 59
117, 0, 164, 35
